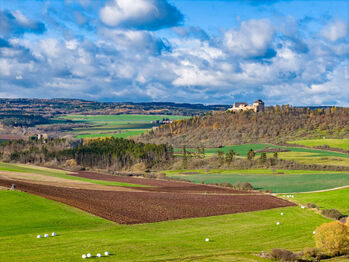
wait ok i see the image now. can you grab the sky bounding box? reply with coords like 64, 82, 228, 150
0, 0, 348, 106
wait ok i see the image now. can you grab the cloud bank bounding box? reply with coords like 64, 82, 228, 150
0, 1, 348, 106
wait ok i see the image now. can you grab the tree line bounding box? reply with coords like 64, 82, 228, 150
0, 137, 173, 170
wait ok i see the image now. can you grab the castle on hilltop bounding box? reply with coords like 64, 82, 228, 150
228, 99, 265, 112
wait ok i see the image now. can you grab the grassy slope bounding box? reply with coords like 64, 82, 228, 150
294, 188, 349, 215
165, 169, 348, 175
0, 162, 147, 188
168, 173, 349, 193
289, 139, 349, 150
0, 190, 329, 262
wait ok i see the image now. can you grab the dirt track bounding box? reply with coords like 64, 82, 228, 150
0, 171, 295, 224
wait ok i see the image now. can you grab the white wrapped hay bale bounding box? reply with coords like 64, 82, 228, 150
97, 253, 102, 257
37, 235, 41, 239
87, 253, 92, 258
44, 234, 49, 238
276, 222, 280, 225
51, 232, 56, 237
205, 238, 210, 242
82, 254, 86, 259
104, 251, 110, 256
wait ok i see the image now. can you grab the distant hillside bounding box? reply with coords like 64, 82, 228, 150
0, 98, 230, 117
138, 106, 349, 147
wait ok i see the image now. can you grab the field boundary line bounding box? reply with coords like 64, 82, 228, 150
278, 184, 349, 194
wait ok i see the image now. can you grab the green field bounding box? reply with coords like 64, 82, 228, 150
175, 143, 349, 158
0, 190, 329, 261
165, 169, 348, 176
57, 114, 189, 139
0, 162, 147, 188
175, 143, 349, 166
293, 187, 349, 215
289, 139, 349, 151
166, 170, 349, 193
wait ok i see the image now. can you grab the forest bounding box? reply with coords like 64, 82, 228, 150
0, 113, 49, 127
138, 106, 349, 147
0, 137, 173, 170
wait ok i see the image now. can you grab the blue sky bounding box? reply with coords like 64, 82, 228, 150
0, 0, 348, 105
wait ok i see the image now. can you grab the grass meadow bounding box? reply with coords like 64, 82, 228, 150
293, 187, 349, 215
174, 143, 349, 166
288, 139, 349, 151
166, 171, 349, 193
0, 190, 329, 262
57, 114, 189, 139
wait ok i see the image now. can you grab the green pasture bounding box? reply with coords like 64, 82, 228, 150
275, 151, 349, 166
56, 114, 189, 139
75, 129, 147, 139
0, 190, 329, 261
293, 187, 349, 215
165, 168, 348, 176
289, 139, 349, 151
175, 143, 349, 166
0, 162, 147, 188
175, 143, 349, 157
167, 171, 349, 193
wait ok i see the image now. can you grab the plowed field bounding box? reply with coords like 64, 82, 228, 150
0, 171, 295, 224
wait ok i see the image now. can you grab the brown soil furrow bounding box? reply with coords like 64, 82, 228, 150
0, 178, 295, 224
71, 171, 251, 194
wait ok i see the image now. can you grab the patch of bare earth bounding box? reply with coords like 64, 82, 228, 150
0, 171, 137, 192
71, 171, 252, 194
0, 171, 295, 224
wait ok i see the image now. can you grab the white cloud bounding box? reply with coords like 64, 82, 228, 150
224, 18, 274, 58
101, 28, 168, 54
99, 0, 183, 30
321, 19, 348, 42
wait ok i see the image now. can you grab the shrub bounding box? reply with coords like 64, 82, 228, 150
321, 209, 344, 220
233, 182, 254, 191
269, 248, 298, 261
307, 203, 317, 208
303, 247, 321, 259
219, 182, 233, 187
314, 221, 349, 256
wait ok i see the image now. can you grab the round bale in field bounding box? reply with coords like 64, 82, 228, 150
276, 222, 280, 225
104, 251, 110, 256
281, 212, 284, 216
205, 238, 210, 242
82, 254, 86, 259
313, 230, 316, 234
87, 253, 92, 258
97, 253, 102, 257
37, 235, 41, 239
51, 232, 56, 237
44, 234, 49, 238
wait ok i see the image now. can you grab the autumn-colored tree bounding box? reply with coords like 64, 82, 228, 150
247, 149, 255, 160
259, 152, 267, 164
314, 221, 349, 256
217, 150, 225, 166
225, 149, 236, 164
